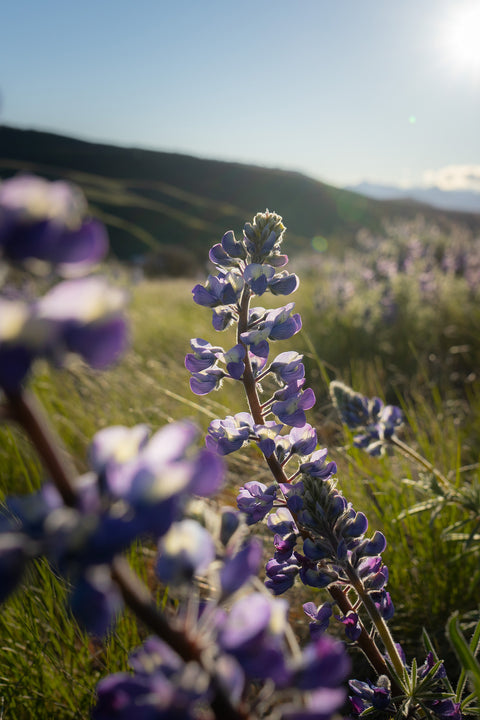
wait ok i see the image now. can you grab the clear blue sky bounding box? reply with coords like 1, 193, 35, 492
1, 0, 480, 190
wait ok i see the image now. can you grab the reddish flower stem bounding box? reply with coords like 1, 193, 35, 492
237, 288, 402, 692
4, 387, 253, 720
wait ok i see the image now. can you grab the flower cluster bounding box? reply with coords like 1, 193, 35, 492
0, 420, 223, 635
94, 502, 351, 720
330, 380, 404, 455
1, 181, 472, 720
0, 175, 127, 391
186, 210, 464, 719
187, 212, 307, 418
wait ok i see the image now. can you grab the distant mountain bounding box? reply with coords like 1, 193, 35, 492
1, 125, 479, 266
348, 181, 480, 214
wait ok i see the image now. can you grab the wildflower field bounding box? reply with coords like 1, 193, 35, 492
0, 178, 479, 719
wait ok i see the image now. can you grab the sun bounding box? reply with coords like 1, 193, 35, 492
439, 1, 480, 78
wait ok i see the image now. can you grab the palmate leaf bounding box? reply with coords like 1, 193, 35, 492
397, 498, 441, 520
446, 613, 480, 705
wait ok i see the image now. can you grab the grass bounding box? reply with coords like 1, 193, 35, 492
1, 224, 480, 714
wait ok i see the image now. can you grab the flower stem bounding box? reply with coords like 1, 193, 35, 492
235, 291, 402, 692
5, 388, 252, 720
6, 389, 78, 507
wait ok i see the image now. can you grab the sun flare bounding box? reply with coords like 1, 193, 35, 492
440, 1, 480, 77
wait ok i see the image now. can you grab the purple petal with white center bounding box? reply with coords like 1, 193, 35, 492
212, 306, 235, 331
269, 312, 302, 341
192, 283, 216, 306
89, 424, 150, 474
209, 242, 236, 267
289, 424, 318, 457
189, 368, 224, 395
268, 272, 299, 296
269, 253, 289, 267
156, 519, 215, 585
222, 229, 246, 259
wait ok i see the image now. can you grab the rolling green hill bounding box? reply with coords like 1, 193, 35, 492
1, 125, 479, 268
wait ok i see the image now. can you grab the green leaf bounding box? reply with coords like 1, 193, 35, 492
447, 613, 480, 702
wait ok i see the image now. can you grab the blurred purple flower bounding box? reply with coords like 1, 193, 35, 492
0, 175, 108, 273
237, 481, 277, 524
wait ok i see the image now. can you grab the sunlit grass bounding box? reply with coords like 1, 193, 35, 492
1, 242, 480, 714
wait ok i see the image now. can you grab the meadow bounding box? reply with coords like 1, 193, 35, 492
1, 209, 479, 717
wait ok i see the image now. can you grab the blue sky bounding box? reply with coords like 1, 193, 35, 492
1, 0, 480, 190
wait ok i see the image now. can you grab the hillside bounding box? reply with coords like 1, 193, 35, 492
1, 125, 479, 267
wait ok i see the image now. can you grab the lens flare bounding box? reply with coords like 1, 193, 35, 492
439, 1, 480, 79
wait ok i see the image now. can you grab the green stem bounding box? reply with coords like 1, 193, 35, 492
345, 564, 405, 682
390, 434, 453, 495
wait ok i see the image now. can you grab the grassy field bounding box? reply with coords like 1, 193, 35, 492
1, 218, 480, 716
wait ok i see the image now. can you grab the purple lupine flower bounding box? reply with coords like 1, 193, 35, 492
219, 507, 241, 546
69, 565, 122, 637
217, 592, 291, 684
221, 343, 246, 379
0, 296, 55, 390
240, 303, 301, 349
219, 538, 263, 597
209, 229, 247, 267
0, 277, 128, 390
253, 421, 283, 457
243, 263, 275, 295
288, 423, 318, 457
212, 305, 236, 331
205, 412, 254, 455
357, 530, 387, 556
292, 634, 351, 690
269, 351, 305, 385
189, 366, 225, 395
266, 303, 302, 341
184, 338, 223, 373
271, 381, 316, 427
330, 380, 404, 455
156, 519, 216, 585
265, 555, 301, 595
272, 529, 298, 561
88, 424, 151, 477
417, 651, 447, 680
192, 270, 243, 307
37, 276, 128, 369
220, 229, 247, 259
372, 589, 395, 620
0, 175, 108, 273
279, 480, 305, 514
336, 611, 362, 641
94, 636, 209, 719
303, 601, 333, 640
426, 700, 462, 719
349, 677, 391, 713
330, 380, 371, 428
237, 481, 276, 524
267, 271, 299, 296
300, 447, 337, 479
